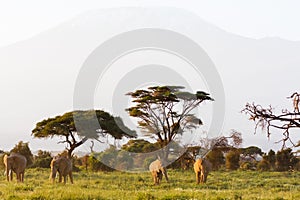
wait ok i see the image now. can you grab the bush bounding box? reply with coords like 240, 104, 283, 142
257, 159, 270, 171
115, 151, 134, 170
240, 161, 256, 170
207, 148, 225, 170
225, 150, 240, 170
31, 150, 52, 168
275, 148, 299, 171
88, 154, 114, 172
10, 141, 34, 166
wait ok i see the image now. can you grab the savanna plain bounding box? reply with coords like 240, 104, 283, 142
0, 169, 299, 200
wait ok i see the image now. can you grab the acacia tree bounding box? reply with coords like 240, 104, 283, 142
32, 110, 136, 158
126, 86, 213, 160
242, 92, 300, 148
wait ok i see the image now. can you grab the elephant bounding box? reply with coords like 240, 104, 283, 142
194, 158, 212, 184
3, 153, 27, 182
149, 159, 169, 185
50, 156, 73, 184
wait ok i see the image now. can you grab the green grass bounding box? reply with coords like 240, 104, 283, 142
0, 169, 299, 199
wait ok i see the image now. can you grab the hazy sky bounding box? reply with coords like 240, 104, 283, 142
1, 0, 300, 48
1, 1, 300, 153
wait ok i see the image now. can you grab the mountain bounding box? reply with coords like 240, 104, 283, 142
1, 7, 299, 152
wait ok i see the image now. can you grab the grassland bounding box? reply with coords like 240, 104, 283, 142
0, 168, 299, 200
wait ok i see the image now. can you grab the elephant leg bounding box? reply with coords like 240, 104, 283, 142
154, 175, 157, 185
58, 173, 62, 183
151, 172, 157, 185
16, 173, 20, 182
157, 171, 163, 185
200, 171, 205, 183
196, 172, 200, 184
20, 172, 24, 182
6, 169, 9, 181
19, 173, 22, 182
157, 171, 162, 185
69, 172, 73, 184
63, 176, 67, 184
9, 170, 13, 181
203, 172, 208, 183
200, 172, 203, 183
163, 170, 169, 182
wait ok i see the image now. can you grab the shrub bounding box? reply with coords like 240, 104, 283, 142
10, 141, 34, 166
31, 150, 52, 168
240, 161, 256, 170
225, 150, 240, 170
257, 159, 270, 171
275, 148, 299, 171
207, 148, 225, 170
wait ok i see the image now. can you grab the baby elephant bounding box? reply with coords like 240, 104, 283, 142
194, 158, 212, 184
149, 159, 169, 185
50, 156, 73, 184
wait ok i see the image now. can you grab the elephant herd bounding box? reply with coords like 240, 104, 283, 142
149, 158, 212, 185
3, 153, 73, 184
3, 153, 211, 185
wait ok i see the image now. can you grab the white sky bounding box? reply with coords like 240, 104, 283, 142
1, 0, 300, 48
1, 0, 300, 153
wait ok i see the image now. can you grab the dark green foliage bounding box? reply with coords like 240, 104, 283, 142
167, 152, 193, 170
275, 148, 298, 171
32, 110, 136, 139
265, 149, 276, 170
75, 155, 89, 171
32, 110, 136, 157
116, 151, 134, 170
88, 146, 135, 171
88, 154, 115, 172
207, 148, 225, 170
225, 150, 240, 170
10, 141, 33, 166
31, 150, 52, 168
257, 159, 271, 171
121, 139, 160, 153
240, 146, 263, 156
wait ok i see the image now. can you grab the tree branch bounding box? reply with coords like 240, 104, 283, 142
242, 94, 300, 149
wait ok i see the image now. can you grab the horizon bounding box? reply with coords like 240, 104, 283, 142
1, 3, 299, 155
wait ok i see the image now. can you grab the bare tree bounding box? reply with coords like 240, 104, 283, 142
191, 130, 243, 158
242, 92, 300, 149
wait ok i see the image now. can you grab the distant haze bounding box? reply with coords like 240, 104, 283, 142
0, 7, 299, 153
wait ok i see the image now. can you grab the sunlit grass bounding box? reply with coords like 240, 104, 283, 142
0, 169, 299, 199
